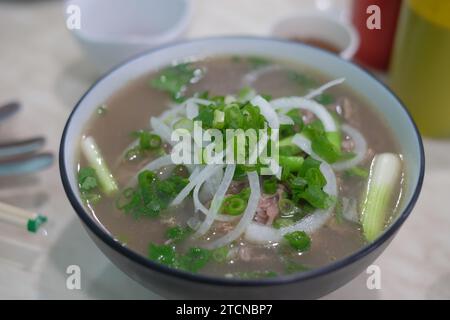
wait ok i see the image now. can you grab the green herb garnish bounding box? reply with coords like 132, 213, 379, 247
165, 225, 192, 243
284, 231, 311, 252
345, 166, 369, 179
117, 170, 188, 218
263, 177, 277, 194
314, 93, 335, 105
148, 243, 211, 273
78, 167, 102, 205
150, 63, 200, 101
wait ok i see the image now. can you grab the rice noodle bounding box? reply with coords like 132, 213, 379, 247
193, 165, 236, 238
172, 165, 224, 206
206, 171, 261, 249
304, 78, 346, 100
331, 124, 368, 171
270, 97, 337, 132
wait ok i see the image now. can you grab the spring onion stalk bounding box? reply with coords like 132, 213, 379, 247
81, 136, 118, 196
360, 153, 402, 242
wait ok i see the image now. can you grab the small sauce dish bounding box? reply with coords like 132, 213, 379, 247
272, 13, 359, 60
65, 0, 192, 73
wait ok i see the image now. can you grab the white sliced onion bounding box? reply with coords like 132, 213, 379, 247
291, 133, 323, 161
159, 103, 186, 124
203, 167, 224, 199
271, 97, 337, 132
241, 65, 281, 87
194, 164, 236, 238
186, 101, 199, 120
172, 165, 224, 206
150, 117, 174, 145
251, 95, 280, 132
207, 171, 261, 249
277, 113, 295, 125
331, 124, 368, 171
304, 78, 346, 100
125, 155, 174, 188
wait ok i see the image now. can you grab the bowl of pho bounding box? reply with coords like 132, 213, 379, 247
60, 37, 424, 299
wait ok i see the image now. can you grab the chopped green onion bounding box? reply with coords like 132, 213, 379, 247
81, 136, 118, 196
263, 178, 277, 194
213, 109, 225, 129
279, 156, 304, 172
221, 195, 246, 216
173, 118, 194, 132
361, 153, 402, 242
284, 231, 311, 252
211, 246, 229, 263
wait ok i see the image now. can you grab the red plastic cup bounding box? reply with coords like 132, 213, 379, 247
351, 0, 402, 70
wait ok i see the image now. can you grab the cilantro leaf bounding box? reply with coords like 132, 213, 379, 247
150, 63, 198, 101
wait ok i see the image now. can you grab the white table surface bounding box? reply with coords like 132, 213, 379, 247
0, 0, 449, 300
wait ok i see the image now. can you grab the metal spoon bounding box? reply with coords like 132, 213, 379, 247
0, 153, 53, 176
0, 102, 20, 123
0, 137, 46, 159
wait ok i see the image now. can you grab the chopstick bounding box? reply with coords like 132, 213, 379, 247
0, 201, 47, 233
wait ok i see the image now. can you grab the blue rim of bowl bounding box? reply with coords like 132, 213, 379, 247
59, 36, 425, 287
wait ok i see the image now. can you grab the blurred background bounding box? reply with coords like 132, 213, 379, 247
0, 0, 449, 299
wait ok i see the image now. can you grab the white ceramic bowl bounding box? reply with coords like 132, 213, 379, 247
60, 37, 424, 299
272, 13, 359, 60
65, 0, 192, 73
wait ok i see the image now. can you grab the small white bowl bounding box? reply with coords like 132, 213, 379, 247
272, 13, 359, 60
65, 0, 192, 73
